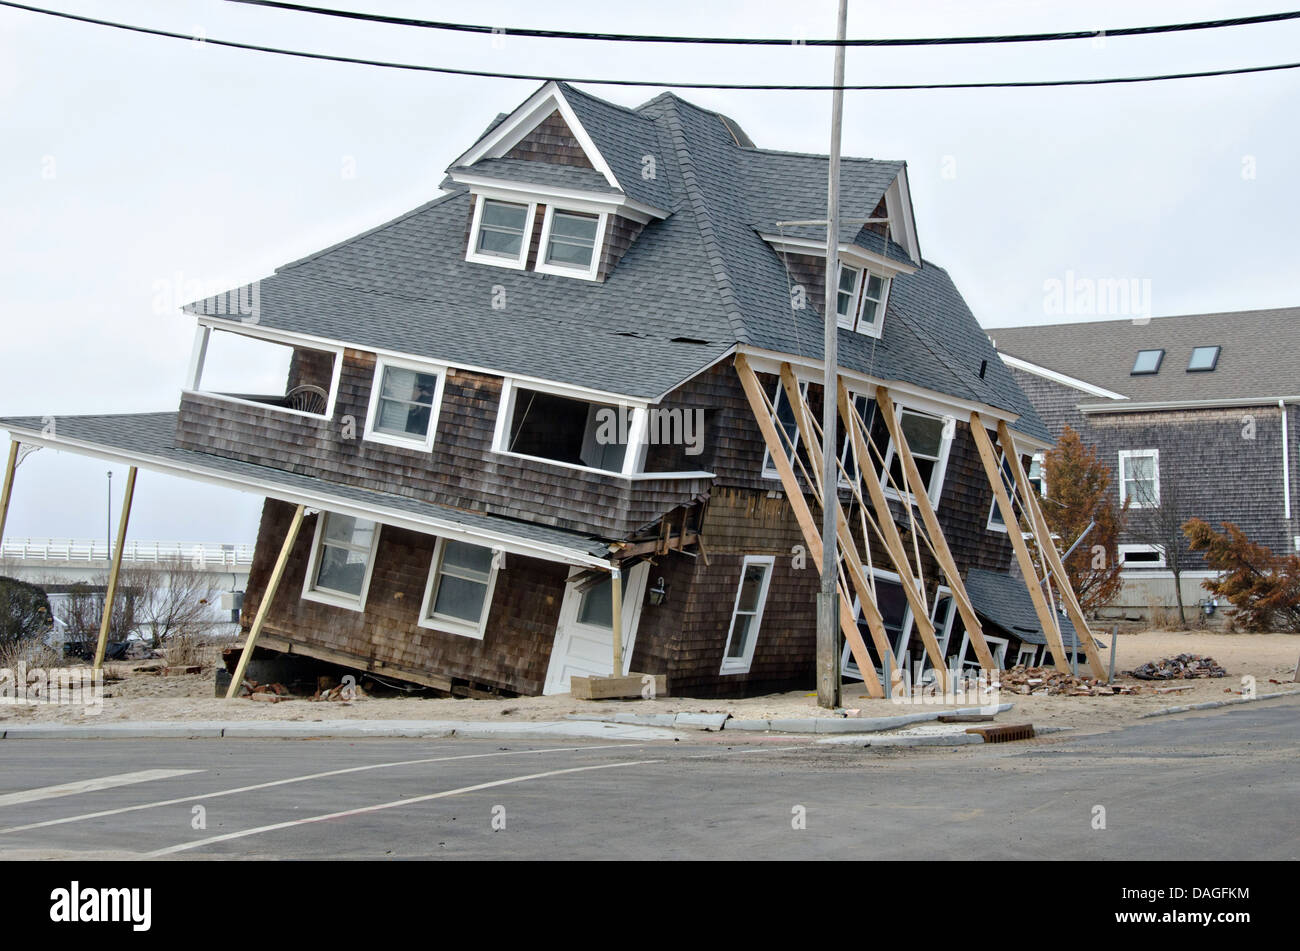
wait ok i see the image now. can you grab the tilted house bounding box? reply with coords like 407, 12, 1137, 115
0, 81, 1105, 697
991, 308, 1300, 624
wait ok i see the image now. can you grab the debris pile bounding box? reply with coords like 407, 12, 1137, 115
239, 680, 290, 703
999, 666, 1139, 696
1130, 654, 1226, 681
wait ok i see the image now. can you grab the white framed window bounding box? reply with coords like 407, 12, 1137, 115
493, 379, 641, 475
466, 195, 535, 269
302, 512, 382, 612
1028, 451, 1047, 498
1119, 449, 1160, 508
720, 555, 775, 675
186, 324, 343, 421
987, 450, 1042, 533
1016, 644, 1040, 667
362, 356, 447, 451
838, 392, 886, 486
1118, 543, 1167, 568
841, 568, 916, 681
418, 538, 500, 639
834, 263, 890, 337
535, 206, 608, 280
880, 405, 953, 506
760, 379, 807, 480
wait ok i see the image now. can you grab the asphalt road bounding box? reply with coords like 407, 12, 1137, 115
0, 699, 1295, 860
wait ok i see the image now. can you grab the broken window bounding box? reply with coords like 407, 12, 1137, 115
189, 326, 338, 418
420, 538, 497, 638
303, 512, 380, 611
720, 556, 774, 675
501, 385, 628, 473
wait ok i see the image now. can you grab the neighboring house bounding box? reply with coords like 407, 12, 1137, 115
1, 81, 1091, 697
990, 308, 1300, 623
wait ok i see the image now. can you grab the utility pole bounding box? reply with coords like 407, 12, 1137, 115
816, 0, 848, 709
106, 470, 112, 558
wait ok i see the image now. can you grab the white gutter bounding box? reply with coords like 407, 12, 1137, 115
1281, 399, 1292, 522
1078, 395, 1300, 415
2, 426, 613, 569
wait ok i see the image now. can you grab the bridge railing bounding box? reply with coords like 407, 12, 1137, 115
0, 538, 255, 567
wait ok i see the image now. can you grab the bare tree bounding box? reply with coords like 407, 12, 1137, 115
1125, 463, 1194, 627
126, 556, 221, 647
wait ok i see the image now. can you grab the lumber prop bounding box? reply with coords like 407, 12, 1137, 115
0, 440, 18, 545
93, 466, 137, 672
226, 503, 306, 699
610, 563, 625, 676
874, 387, 998, 673
734, 354, 884, 697
970, 415, 1072, 672
995, 420, 1107, 678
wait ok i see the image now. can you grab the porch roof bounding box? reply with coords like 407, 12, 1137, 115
964, 568, 1081, 651
0, 413, 614, 568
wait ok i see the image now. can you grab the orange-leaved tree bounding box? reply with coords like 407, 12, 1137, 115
1183, 518, 1300, 632
1041, 425, 1127, 613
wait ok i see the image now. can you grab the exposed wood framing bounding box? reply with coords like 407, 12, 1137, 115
0, 440, 17, 544
610, 563, 625, 676
874, 387, 997, 672
734, 354, 884, 698
969, 415, 1072, 672
775, 365, 906, 688
93, 466, 137, 672
995, 419, 1106, 678
226, 503, 306, 699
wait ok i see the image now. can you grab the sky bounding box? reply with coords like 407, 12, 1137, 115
1, 0, 1297, 545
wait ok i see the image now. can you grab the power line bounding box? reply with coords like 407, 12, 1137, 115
3, 2, 1300, 91
227, 0, 1300, 48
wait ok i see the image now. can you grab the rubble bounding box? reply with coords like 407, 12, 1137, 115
998, 665, 1139, 696
1129, 654, 1227, 681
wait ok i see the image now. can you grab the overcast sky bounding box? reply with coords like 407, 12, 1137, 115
2, 0, 1296, 545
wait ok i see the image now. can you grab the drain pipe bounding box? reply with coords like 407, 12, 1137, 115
1281, 399, 1292, 543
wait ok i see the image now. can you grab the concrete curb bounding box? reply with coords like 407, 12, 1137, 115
0, 719, 680, 742
727, 703, 1014, 734
565, 712, 730, 731
814, 725, 1073, 747
1139, 689, 1300, 719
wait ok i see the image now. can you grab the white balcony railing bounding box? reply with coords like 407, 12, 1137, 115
0, 537, 255, 567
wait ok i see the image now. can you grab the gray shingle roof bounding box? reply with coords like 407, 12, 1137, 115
990, 307, 1300, 405
0, 413, 612, 560
964, 568, 1080, 650
451, 157, 620, 195
186, 82, 1045, 438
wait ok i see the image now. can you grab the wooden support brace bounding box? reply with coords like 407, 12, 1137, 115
93, 466, 137, 672
874, 387, 997, 673
226, 503, 306, 699
995, 420, 1107, 678
610, 564, 625, 677
970, 415, 1072, 672
735, 355, 884, 698
0, 440, 18, 549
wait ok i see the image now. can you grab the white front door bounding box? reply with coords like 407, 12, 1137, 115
543, 563, 649, 695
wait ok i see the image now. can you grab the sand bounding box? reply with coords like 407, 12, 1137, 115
2, 629, 1296, 734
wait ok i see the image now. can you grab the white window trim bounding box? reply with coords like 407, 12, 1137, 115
835, 264, 862, 331
1119, 449, 1160, 508
986, 450, 1043, 534
362, 355, 449, 452
417, 537, 501, 639
185, 324, 344, 422
301, 512, 382, 613
491, 378, 651, 478
841, 567, 916, 681
880, 403, 954, 508
534, 205, 608, 281
1118, 543, 1167, 568
761, 379, 807, 480
955, 631, 1008, 671
1016, 644, 1040, 667
465, 193, 536, 270
838, 390, 880, 488
834, 264, 890, 339
719, 555, 775, 675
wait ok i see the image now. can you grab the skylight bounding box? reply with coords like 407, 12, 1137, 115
1131, 349, 1164, 375
1187, 346, 1221, 372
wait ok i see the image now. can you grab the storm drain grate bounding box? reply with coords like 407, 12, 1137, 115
966, 724, 1036, 743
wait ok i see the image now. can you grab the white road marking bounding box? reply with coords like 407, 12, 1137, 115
148, 758, 662, 856
0, 744, 643, 836
0, 769, 201, 808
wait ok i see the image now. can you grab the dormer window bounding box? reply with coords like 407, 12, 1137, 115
537, 207, 607, 280
466, 196, 535, 269
835, 263, 889, 337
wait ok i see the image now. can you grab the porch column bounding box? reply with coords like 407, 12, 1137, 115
0, 440, 19, 545
610, 564, 624, 676
93, 466, 137, 671
226, 504, 306, 699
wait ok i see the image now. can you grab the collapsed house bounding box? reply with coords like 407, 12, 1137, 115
0, 81, 1105, 697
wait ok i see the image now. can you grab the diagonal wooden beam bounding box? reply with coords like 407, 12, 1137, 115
995, 420, 1107, 678
970, 414, 1072, 672
226, 503, 307, 699
0, 440, 18, 546
779, 365, 901, 687
734, 355, 884, 697
820, 375, 949, 691
93, 466, 137, 672
874, 387, 997, 672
